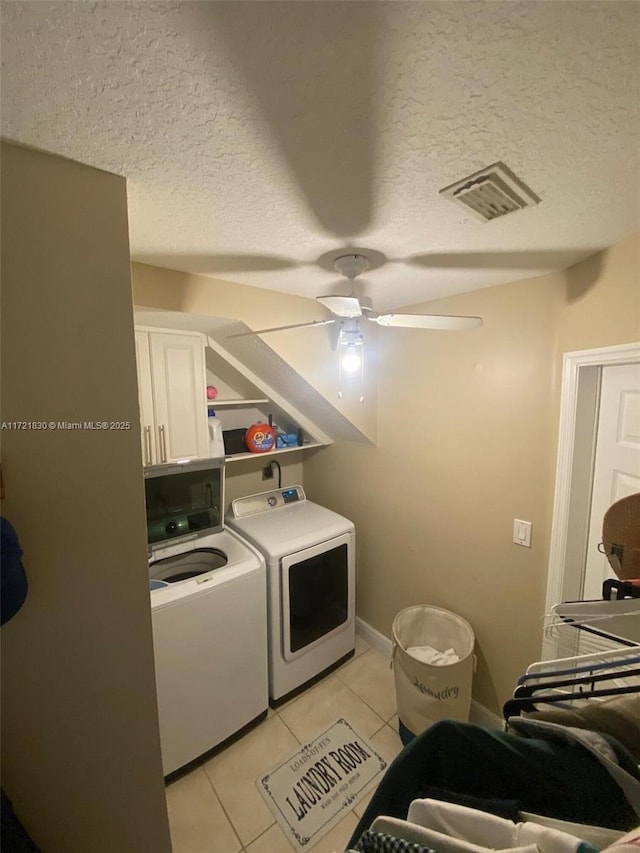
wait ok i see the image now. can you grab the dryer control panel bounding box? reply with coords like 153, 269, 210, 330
230, 486, 306, 519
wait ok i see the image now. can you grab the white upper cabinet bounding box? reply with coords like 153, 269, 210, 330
135, 328, 209, 465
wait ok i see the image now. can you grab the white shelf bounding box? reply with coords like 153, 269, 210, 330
223, 443, 321, 464
207, 398, 269, 408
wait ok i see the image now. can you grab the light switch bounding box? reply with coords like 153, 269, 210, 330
513, 519, 532, 548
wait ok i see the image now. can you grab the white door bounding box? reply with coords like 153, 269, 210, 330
149, 332, 209, 463
583, 362, 640, 599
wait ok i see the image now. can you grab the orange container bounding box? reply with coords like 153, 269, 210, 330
244, 423, 276, 453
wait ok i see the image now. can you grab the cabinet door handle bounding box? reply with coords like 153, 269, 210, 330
144, 425, 152, 466
159, 424, 167, 463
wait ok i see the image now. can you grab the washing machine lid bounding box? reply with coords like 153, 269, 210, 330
148, 528, 264, 606
227, 486, 353, 559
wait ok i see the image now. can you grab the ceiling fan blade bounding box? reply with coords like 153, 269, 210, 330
227, 319, 337, 338
369, 313, 483, 330
207, 3, 377, 237
316, 295, 362, 318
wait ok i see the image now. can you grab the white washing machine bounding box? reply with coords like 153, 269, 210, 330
227, 486, 355, 705
145, 458, 268, 776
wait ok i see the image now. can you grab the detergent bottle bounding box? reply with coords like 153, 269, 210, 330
207, 411, 225, 458
244, 421, 276, 453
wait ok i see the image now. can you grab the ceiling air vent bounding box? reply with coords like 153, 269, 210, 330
439, 161, 540, 222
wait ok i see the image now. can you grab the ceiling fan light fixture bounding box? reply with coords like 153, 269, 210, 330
337, 320, 365, 402
338, 322, 364, 351
341, 343, 362, 373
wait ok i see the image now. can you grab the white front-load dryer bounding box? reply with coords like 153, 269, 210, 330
227, 486, 355, 705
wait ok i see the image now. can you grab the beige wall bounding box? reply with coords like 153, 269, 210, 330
0, 143, 171, 852
305, 231, 639, 714
224, 455, 306, 506
555, 231, 640, 353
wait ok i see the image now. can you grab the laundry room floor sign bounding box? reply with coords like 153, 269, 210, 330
257, 718, 387, 851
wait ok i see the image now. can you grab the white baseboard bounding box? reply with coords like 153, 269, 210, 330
356, 615, 392, 658
356, 616, 503, 731
469, 700, 503, 730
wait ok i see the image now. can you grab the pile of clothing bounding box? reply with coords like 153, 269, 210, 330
406, 646, 461, 666
347, 796, 630, 853
343, 717, 640, 853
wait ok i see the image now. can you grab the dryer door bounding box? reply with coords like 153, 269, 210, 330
281, 532, 354, 661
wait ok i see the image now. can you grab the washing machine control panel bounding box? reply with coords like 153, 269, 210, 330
231, 486, 306, 518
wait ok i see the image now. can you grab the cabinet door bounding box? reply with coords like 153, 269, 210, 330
149, 332, 208, 462
134, 330, 157, 465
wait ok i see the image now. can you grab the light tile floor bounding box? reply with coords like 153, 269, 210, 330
165, 636, 403, 853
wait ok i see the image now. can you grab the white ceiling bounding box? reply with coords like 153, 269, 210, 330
2, 1, 639, 312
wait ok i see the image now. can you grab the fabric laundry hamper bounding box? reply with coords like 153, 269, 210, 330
392, 605, 475, 742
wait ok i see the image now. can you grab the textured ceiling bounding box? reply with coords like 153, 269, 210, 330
2, 1, 639, 312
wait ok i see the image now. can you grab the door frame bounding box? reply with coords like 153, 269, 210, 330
543, 341, 640, 659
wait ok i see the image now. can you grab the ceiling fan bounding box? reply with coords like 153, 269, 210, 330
229, 253, 483, 339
